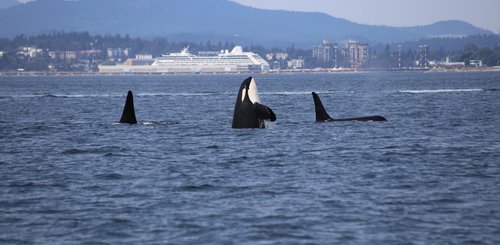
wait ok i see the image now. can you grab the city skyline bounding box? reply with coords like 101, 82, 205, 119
232, 0, 500, 33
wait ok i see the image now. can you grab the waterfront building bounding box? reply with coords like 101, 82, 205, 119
469, 60, 483, 67
78, 50, 103, 59
418, 45, 430, 67
123, 54, 155, 66
347, 40, 369, 68
312, 40, 369, 68
266, 52, 289, 70
313, 40, 334, 63
107, 48, 132, 61
17, 47, 43, 58
288, 59, 305, 69
135, 54, 153, 60
431, 57, 465, 69
275, 52, 288, 60
49, 51, 78, 60
48, 50, 102, 60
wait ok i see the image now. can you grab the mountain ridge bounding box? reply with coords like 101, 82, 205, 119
0, 0, 19, 9
0, 0, 492, 47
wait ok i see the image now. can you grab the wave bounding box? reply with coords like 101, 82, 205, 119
2, 92, 232, 98
260, 91, 341, 96
2, 90, 363, 99
62, 146, 126, 155
0, 93, 123, 98
398, 89, 484, 94
260, 91, 311, 96
141, 120, 179, 126
137, 92, 226, 97
112, 120, 179, 126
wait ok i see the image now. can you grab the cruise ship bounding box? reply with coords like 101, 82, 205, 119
99, 46, 270, 74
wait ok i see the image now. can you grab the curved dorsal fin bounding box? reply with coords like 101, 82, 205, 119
119, 90, 137, 124
312, 92, 333, 122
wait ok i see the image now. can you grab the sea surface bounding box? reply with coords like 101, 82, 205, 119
1, 72, 500, 244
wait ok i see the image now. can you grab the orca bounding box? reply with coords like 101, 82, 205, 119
119, 90, 137, 124
312, 92, 386, 122
232, 77, 276, 128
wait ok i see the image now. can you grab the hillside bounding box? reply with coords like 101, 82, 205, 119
0, 0, 492, 47
0, 0, 19, 9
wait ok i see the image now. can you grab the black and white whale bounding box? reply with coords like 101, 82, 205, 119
232, 77, 276, 128
312, 92, 386, 122
119, 90, 137, 124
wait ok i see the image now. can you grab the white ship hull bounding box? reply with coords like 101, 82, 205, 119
99, 46, 270, 74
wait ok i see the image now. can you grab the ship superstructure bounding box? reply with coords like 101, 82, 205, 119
99, 46, 270, 74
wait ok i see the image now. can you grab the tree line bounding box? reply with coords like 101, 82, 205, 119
1, 32, 500, 71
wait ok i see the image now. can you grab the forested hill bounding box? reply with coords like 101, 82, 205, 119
0, 0, 492, 47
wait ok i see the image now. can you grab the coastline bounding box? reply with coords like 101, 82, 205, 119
1, 67, 499, 77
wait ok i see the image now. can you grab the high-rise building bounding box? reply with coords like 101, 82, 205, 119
347, 40, 369, 68
418, 45, 429, 67
313, 40, 334, 63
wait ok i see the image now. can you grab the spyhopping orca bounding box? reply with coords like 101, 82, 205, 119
232, 77, 276, 128
312, 92, 386, 122
119, 90, 137, 124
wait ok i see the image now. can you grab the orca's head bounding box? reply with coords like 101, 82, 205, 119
232, 77, 275, 128
240, 77, 261, 104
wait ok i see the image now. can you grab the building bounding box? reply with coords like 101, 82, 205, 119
346, 40, 369, 68
288, 59, 305, 69
313, 40, 334, 63
107, 48, 132, 61
312, 40, 370, 68
123, 54, 155, 66
417, 45, 430, 67
135, 54, 153, 60
17, 47, 43, 58
469, 60, 483, 67
431, 57, 465, 69
49, 51, 78, 60
48, 50, 102, 60
331, 43, 353, 68
265, 52, 289, 70
79, 50, 103, 59
275, 52, 288, 60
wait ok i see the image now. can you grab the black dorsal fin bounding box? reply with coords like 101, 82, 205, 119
312, 92, 333, 122
119, 90, 137, 124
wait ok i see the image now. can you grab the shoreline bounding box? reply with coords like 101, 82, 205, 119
1, 67, 499, 77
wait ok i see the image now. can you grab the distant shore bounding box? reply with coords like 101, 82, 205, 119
1, 67, 499, 76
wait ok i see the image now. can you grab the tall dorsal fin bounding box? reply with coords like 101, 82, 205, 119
119, 90, 137, 124
312, 92, 333, 122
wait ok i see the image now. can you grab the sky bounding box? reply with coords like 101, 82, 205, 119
232, 0, 500, 33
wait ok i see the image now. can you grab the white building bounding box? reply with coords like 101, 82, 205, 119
17, 47, 43, 58
469, 60, 483, 67
288, 59, 305, 69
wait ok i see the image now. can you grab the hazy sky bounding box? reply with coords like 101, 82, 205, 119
232, 0, 500, 33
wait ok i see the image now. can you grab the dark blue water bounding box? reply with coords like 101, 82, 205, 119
1, 72, 500, 244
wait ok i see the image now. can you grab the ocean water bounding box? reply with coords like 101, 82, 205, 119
1, 72, 500, 244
